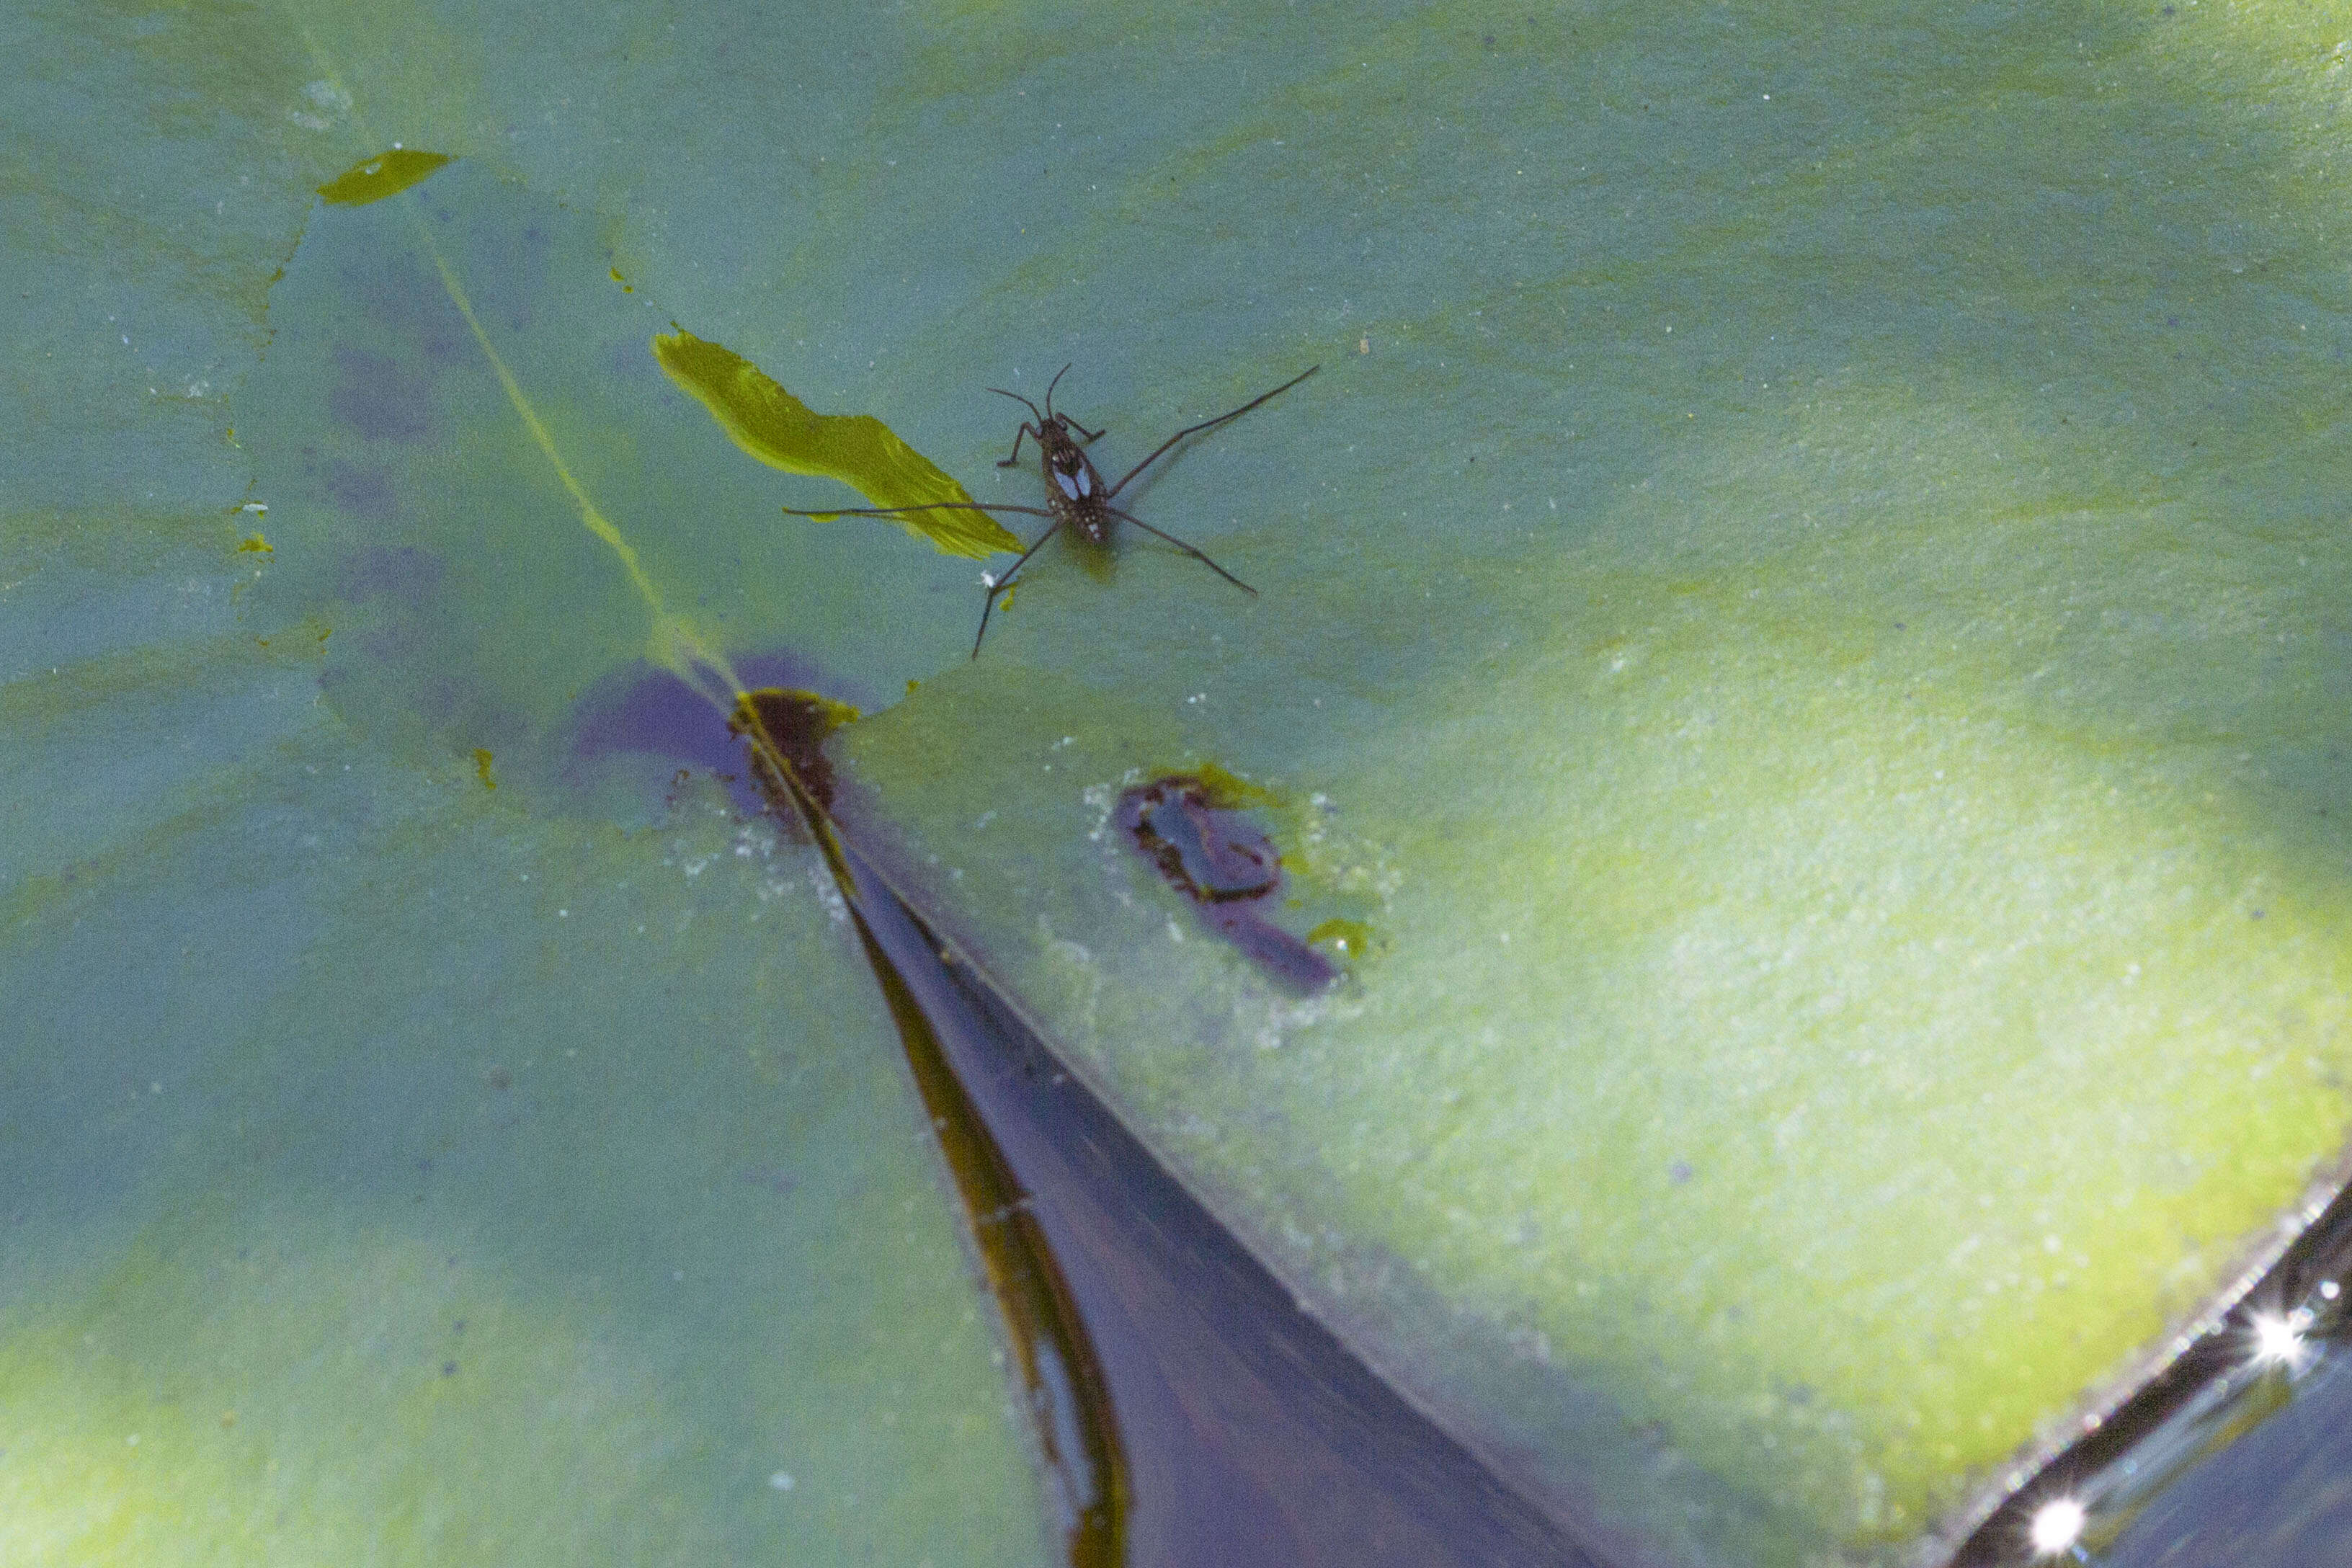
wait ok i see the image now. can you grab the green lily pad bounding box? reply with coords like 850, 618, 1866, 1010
0, 766, 1052, 1567
2, 5, 1056, 1564
813, 1, 2352, 1563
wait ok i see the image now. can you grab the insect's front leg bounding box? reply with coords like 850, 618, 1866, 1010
1068, 416, 1106, 445
997, 421, 1043, 468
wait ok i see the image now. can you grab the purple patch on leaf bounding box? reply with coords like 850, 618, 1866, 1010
326, 461, 398, 520
569, 650, 852, 816
328, 347, 433, 443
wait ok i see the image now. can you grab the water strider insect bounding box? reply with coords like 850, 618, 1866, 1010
782, 362, 1319, 656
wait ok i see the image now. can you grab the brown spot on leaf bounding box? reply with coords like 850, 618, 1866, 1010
730, 688, 860, 816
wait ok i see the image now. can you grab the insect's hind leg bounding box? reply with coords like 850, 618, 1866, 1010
1107, 507, 1257, 595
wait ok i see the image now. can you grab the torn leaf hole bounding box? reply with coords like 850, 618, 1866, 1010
1116, 775, 1334, 991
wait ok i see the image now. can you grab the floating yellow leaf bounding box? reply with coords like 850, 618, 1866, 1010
316, 149, 454, 207
652, 329, 1018, 561
1304, 918, 1373, 956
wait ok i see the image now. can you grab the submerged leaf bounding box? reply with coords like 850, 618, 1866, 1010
652, 330, 1018, 561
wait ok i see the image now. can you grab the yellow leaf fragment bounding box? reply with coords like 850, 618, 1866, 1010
1304, 917, 1374, 956
651, 329, 1018, 561
317, 149, 454, 206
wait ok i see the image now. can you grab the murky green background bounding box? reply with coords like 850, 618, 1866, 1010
9, 0, 2352, 1562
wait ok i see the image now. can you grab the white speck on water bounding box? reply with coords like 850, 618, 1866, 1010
769, 1471, 795, 1491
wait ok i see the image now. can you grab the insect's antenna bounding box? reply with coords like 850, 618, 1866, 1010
973, 518, 1065, 658
1105, 507, 1257, 596
986, 385, 1046, 424
1043, 363, 1073, 420
1107, 364, 1320, 499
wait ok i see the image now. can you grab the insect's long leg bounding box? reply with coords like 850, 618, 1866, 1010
1105, 364, 1320, 499
973, 518, 1064, 658
994, 420, 1043, 469
781, 500, 1056, 520
1105, 506, 1257, 596
1068, 416, 1106, 444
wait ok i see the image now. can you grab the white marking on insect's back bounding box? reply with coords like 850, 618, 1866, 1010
1072, 464, 1092, 496
1054, 469, 1082, 501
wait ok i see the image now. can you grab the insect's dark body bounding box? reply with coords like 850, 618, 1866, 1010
1005, 408, 1116, 546
780, 362, 1319, 656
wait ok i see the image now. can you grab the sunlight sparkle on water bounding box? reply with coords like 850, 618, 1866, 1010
2028, 1497, 2086, 1557
2248, 1307, 2312, 1372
